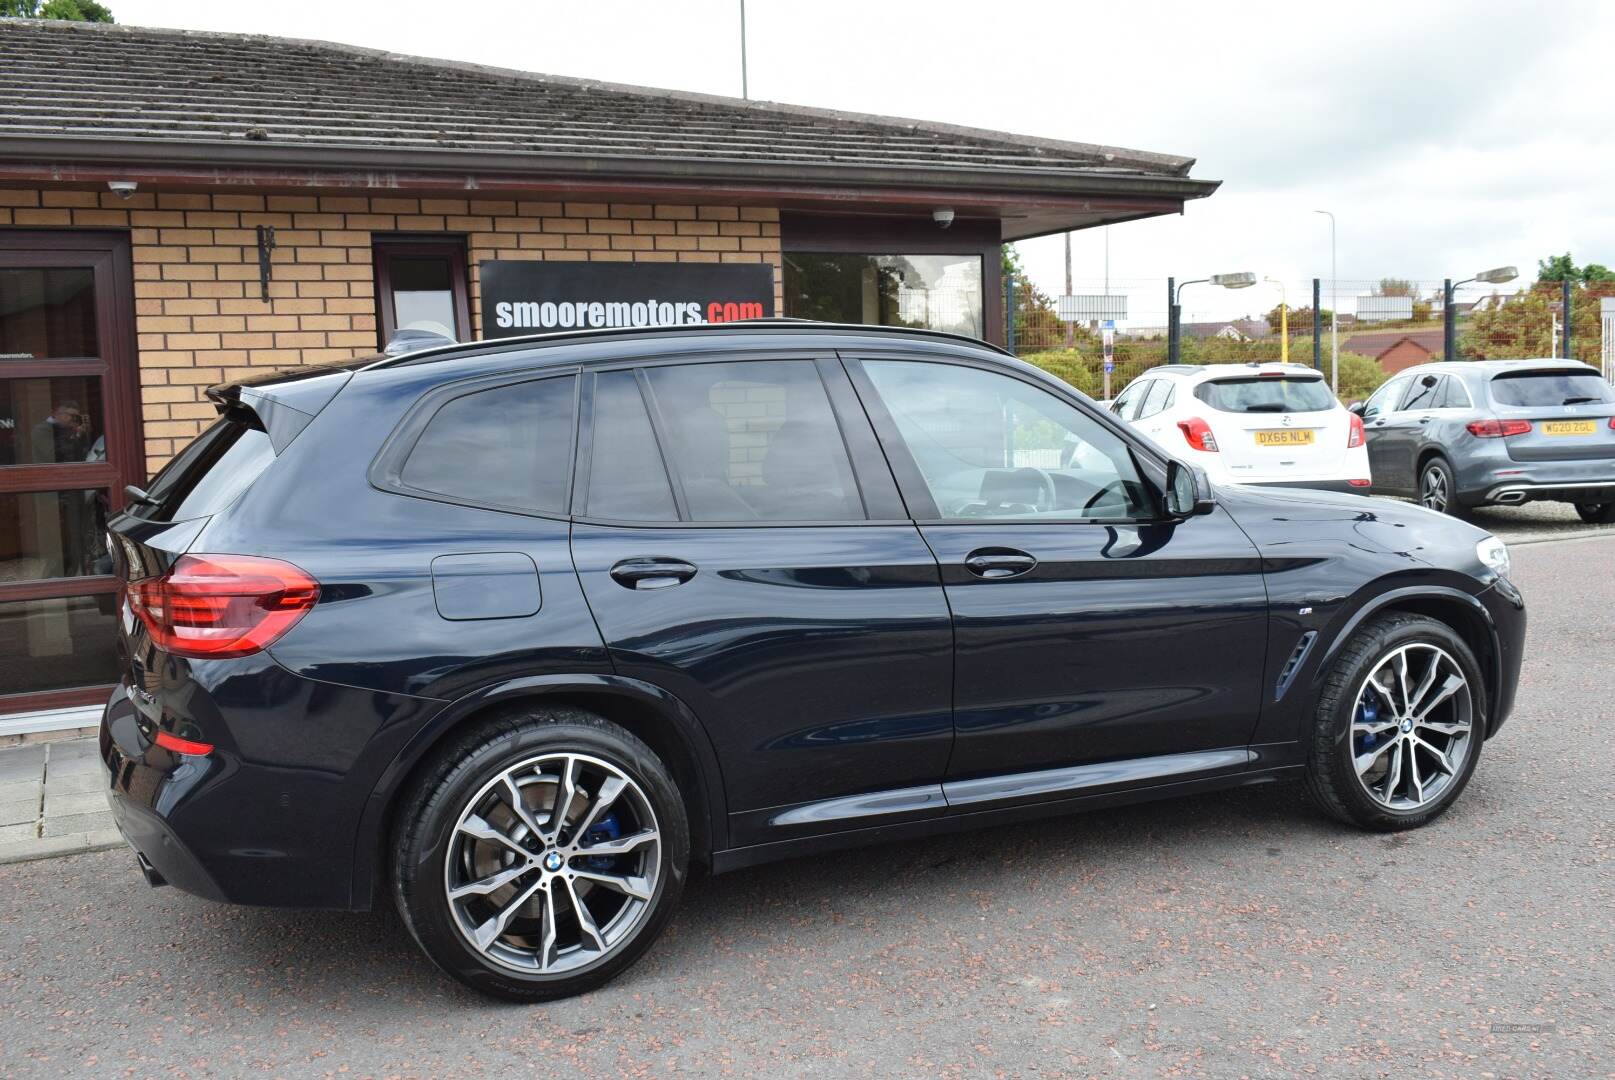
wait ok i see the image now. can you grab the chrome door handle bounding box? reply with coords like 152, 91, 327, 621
964, 549, 1038, 580
609, 557, 697, 590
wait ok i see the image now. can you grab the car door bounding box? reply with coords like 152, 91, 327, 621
568, 355, 955, 849
1361, 374, 1416, 492
846, 354, 1270, 809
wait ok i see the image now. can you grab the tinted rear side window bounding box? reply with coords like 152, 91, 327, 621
400, 375, 576, 513
1489, 370, 1615, 407
645, 360, 865, 522
1194, 376, 1334, 413
139, 417, 275, 523
585, 371, 677, 521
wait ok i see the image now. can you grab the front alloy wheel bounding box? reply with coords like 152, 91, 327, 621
1305, 613, 1486, 830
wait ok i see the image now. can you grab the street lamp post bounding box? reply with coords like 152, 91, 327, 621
1313, 211, 1337, 394
1443, 266, 1519, 361
1170, 272, 1257, 363
1264, 277, 1288, 362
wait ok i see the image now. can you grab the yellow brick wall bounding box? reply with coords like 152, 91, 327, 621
0, 188, 783, 477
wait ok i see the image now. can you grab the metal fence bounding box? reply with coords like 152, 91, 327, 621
1004, 273, 1615, 402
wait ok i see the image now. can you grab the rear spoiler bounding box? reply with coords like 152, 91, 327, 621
205, 363, 360, 453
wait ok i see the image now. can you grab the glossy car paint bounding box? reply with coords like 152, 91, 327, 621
1361, 358, 1615, 508
100, 325, 1526, 911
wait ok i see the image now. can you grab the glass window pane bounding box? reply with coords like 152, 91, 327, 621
864, 360, 1152, 522
587, 371, 677, 521
1194, 377, 1335, 414
401, 376, 575, 513
138, 419, 275, 524
389, 257, 458, 339
1489, 370, 1615, 407
784, 254, 983, 338
0, 489, 112, 581
0, 268, 99, 359
0, 594, 119, 695
646, 361, 864, 522
0, 376, 105, 466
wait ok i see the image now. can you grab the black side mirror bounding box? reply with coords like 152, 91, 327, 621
1164, 460, 1215, 518
1347, 401, 1366, 415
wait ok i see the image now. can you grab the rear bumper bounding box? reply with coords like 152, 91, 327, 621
1481, 478, 1615, 506
99, 663, 442, 910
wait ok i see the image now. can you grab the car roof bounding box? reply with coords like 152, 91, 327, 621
355, 319, 1013, 374
1145, 362, 1324, 382
1397, 357, 1600, 377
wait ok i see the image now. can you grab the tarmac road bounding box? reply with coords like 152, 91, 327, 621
1, 535, 1610, 1079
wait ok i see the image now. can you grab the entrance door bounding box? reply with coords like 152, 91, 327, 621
0, 232, 140, 715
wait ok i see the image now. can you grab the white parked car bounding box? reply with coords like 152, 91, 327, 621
1109, 363, 1371, 492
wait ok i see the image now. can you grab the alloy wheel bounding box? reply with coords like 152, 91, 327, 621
1420, 466, 1449, 512
444, 752, 662, 975
1351, 643, 1474, 811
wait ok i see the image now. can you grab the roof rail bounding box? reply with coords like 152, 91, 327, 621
358, 319, 1014, 371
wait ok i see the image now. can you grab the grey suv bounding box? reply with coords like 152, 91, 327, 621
1353, 358, 1615, 521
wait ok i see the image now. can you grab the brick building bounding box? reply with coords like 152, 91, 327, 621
0, 18, 1217, 728
1342, 329, 1447, 374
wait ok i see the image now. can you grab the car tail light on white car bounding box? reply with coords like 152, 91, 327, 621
1177, 417, 1219, 452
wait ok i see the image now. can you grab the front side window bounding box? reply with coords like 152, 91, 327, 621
783, 254, 983, 338
1400, 374, 1443, 413
1362, 377, 1411, 420
644, 360, 865, 522
863, 360, 1153, 522
399, 376, 576, 514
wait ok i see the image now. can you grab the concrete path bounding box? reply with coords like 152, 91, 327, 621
0, 735, 120, 865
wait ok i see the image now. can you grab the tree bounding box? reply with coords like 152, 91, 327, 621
1001, 244, 1078, 351
1373, 278, 1416, 297
1537, 253, 1615, 285
0, 0, 114, 18
1264, 304, 1333, 334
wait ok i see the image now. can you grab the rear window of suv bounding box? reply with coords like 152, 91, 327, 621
1194, 376, 1334, 413
1489, 370, 1615, 407
135, 416, 276, 523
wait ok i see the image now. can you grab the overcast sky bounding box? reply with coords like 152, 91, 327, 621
113, 0, 1615, 323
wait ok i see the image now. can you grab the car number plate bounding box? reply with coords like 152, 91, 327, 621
1254, 429, 1315, 446
1541, 419, 1597, 436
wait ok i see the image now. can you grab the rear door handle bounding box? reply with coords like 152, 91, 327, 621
964, 548, 1038, 580
609, 557, 697, 590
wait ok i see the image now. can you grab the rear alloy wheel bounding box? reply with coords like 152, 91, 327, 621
1574, 502, 1615, 524
1305, 614, 1485, 830
393, 707, 688, 1001
1418, 457, 1467, 518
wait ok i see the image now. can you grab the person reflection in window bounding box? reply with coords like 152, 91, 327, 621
32, 400, 90, 464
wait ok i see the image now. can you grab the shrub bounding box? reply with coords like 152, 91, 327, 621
1018, 350, 1097, 397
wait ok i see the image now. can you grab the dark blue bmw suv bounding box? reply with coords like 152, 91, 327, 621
102, 323, 1525, 1000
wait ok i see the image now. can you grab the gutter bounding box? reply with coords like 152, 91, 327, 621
0, 135, 1221, 203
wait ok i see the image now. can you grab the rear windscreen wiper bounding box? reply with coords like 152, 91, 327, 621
1562, 396, 1601, 405
1242, 404, 1288, 412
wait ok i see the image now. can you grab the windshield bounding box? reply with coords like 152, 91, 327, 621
1194, 376, 1335, 413
1489, 370, 1615, 407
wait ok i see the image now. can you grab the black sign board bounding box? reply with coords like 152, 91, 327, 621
480, 261, 775, 339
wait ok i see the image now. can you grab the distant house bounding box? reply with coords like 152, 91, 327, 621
1181, 320, 1262, 342
1343, 329, 1447, 373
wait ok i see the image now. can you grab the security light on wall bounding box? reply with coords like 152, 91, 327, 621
1474, 266, 1518, 284
106, 180, 138, 199
1210, 272, 1258, 289
932, 208, 955, 229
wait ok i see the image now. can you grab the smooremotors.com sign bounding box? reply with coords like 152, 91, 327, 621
481, 261, 775, 338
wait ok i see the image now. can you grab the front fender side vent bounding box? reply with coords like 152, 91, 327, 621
1275, 630, 1318, 702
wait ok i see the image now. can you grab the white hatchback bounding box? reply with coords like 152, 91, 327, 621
1110, 363, 1371, 492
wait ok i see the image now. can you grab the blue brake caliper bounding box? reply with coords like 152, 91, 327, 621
582, 812, 621, 871
1355, 693, 1380, 757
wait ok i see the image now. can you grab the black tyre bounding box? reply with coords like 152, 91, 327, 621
1304, 614, 1486, 831
392, 706, 689, 1001
1417, 456, 1468, 519
1574, 501, 1615, 524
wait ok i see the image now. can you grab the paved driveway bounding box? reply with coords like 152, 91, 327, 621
0, 537, 1610, 1078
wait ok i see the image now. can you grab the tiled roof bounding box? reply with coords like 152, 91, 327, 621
0, 19, 1205, 189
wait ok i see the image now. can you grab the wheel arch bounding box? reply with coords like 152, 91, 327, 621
1311, 584, 1500, 738
349, 674, 728, 910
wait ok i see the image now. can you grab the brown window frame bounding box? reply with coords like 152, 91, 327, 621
371, 236, 473, 349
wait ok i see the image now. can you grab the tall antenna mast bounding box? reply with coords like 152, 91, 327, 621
739, 0, 749, 99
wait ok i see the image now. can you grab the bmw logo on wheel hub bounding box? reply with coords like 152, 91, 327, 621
542, 851, 564, 872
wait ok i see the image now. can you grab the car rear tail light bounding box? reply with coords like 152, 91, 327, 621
1609, 418, 1615, 430
154, 730, 215, 756
1178, 417, 1219, 452
127, 554, 319, 659
1466, 419, 1533, 438
1348, 479, 1372, 488
1347, 412, 1365, 448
